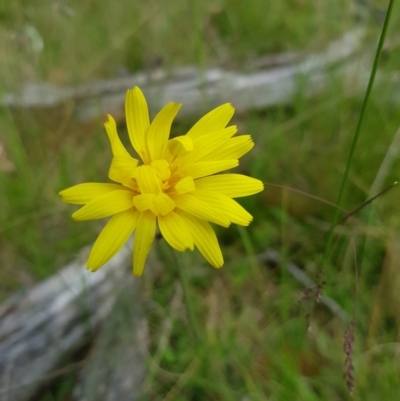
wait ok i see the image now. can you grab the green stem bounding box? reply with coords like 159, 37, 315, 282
237, 226, 264, 295
322, 0, 395, 269
174, 250, 203, 342
339, 181, 398, 224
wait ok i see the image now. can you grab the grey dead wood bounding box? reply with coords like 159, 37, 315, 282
72, 277, 147, 401
0, 244, 137, 401
2, 29, 378, 123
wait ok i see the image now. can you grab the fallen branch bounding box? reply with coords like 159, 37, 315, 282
72, 280, 147, 401
0, 244, 136, 401
2, 29, 368, 122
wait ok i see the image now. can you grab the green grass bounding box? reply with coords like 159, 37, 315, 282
1, 0, 400, 400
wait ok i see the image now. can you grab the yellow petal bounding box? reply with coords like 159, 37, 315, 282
133, 193, 175, 216
87, 209, 140, 271
158, 212, 194, 252
135, 165, 161, 194
72, 190, 133, 221
125, 87, 150, 163
202, 135, 254, 161
173, 194, 230, 227
178, 211, 223, 268
133, 193, 155, 212
133, 211, 156, 276
154, 193, 175, 216
151, 159, 171, 181
192, 190, 253, 226
194, 174, 264, 198
147, 102, 181, 161
181, 160, 239, 179
104, 115, 131, 159
109, 156, 138, 183
59, 183, 122, 205
184, 126, 237, 165
170, 135, 194, 152
162, 135, 194, 162
174, 176, 195, 194
187, 103, 235, 140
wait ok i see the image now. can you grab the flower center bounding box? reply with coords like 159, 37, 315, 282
131, 161, 190, 217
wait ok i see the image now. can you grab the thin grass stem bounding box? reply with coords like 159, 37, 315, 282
173, 250, 203, 342
263, 182, 348, 213
322, 0, 395, 270
339, 181, 398, 224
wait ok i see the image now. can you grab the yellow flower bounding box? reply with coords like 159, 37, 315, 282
59, 87, 263, 276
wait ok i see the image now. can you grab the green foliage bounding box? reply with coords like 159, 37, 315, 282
1, 0, 400, 400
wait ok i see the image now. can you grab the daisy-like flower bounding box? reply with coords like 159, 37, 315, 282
60, 87, 263, 276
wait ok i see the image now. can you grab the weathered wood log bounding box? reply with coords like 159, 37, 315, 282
2, 29, 368, 123
0, 244, 138, 401
72, 283, 147, 401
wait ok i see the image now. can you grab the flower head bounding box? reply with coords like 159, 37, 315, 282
60, 87, 263, 276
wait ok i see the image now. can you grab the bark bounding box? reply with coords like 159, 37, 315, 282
0, 245, 136, 401
2, 30, 369, 122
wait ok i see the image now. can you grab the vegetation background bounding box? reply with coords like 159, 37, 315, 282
1, 0, 400, 400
